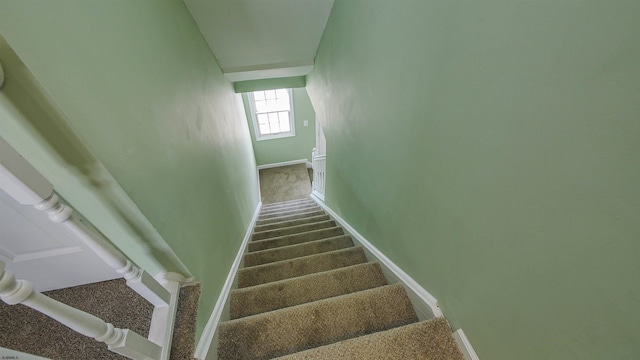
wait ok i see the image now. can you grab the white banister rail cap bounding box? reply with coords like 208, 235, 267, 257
0, 136, 53, 205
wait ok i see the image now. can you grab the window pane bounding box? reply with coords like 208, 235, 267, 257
269, 121, 280, 133
276, 97, 290, 110
279, 111, 290, 132
257, 113, 268, 124
268, 112, 280, 133
265, 90, 276, 100
267, 99, 278, 111
253, 91, 265, 101
255, 100, 268, 113
275, 89, 288, 99
259, 124, 270, 135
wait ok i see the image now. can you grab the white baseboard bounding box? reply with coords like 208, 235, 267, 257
453, 329, 480, 360
305, 161, 312, 168
311, 190, 325, 202
194, 202, 262, 360
310, 193, 443, 320
257, 159, 308, 170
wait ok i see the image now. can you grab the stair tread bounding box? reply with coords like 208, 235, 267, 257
238, 247, 367, 288
260, 202, 318, 216
258, 205, 322, 220
248, 226, 344, 252
253, 214, 330, 232
218, 284, 418, 360
274, 318, 465, 360
244, 235, 354, 267
251, 219, 336, 241
255, 209, 326, 226
230, 262, 387, 319
262, 198, 314, 209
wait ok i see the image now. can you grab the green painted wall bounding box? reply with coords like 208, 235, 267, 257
0, 0, 259, 338
0, 35, 191, 280
234, 76, 306, 94
307, 1, 640, 359
242, 88, 316, 166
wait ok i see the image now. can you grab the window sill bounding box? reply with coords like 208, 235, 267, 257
256, 132, 296, 141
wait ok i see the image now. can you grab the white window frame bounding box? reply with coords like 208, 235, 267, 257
247, 88, 296, 141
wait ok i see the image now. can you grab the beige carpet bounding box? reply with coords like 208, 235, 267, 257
259, 164, 312, 204
0, 279, 200, 360
217, 198, 464, 359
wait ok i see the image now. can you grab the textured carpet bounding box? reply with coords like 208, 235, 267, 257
170, 284, 201, 360
0, 279, 200, 360
230, 262, 388, 319
259, 164, 312, 204
217, 198, 464, 359
219, 285, 418, 360
276, 318, 464, 360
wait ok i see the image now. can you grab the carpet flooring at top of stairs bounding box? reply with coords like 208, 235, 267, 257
217, 197, 465, 360
259, 164, 312, 205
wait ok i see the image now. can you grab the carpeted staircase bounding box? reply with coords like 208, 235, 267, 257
217, 197, 465, 359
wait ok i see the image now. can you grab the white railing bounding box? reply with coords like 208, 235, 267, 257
311, 148, 326, 200
0, 261, 161, 359
0, 137, 185, 360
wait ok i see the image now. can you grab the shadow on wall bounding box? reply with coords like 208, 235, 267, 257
0, 36, 189, 275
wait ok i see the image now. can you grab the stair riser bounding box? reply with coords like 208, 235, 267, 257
248, 227, 344, 252
237, 247, 367, 288
251, 220, 336, 241
262, 198, 315, 210
260, 201, 316, 215
255, 210, 326, 226
258, 205, 321, 220
253, 215, 331, 233
230, 262, 387, 319
244, 235, 354, 267
218, 284, 418, 360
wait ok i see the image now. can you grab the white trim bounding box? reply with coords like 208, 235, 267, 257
306, 161, 313, 169
310, 193, 443, 319
148, 272, 189, 360
0, 245, 83, 262
255, 132, 296, 142
453, 329, 481, 360
311, 190, 325, 202
247, 88, 296, 142
257, 159, 308, 170
194, 201, 262, 360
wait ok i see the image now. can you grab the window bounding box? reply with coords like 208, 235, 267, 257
247, 88, 295, 141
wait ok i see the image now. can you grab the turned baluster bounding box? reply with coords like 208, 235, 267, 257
0, 261, 161, 360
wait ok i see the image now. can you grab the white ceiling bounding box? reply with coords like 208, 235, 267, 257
183, 0, 334, 82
